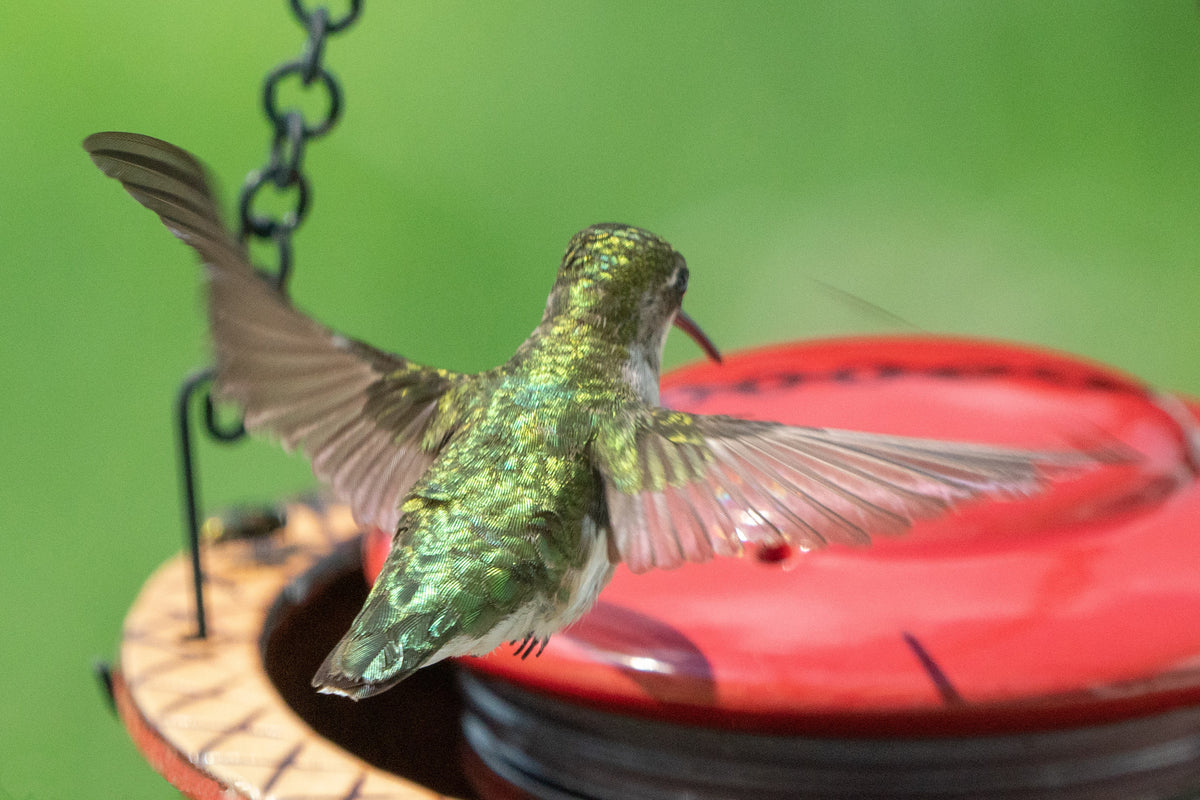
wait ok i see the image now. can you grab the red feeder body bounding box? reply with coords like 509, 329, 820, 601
364, 336, 1200, 736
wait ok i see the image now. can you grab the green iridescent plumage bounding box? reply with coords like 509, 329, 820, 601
86, 132, 1106, 699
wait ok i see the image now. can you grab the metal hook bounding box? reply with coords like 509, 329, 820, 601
176, 369, 216, 639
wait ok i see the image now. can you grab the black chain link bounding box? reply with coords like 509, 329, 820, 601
177, 1, 362, 639
239, 0, 361, 288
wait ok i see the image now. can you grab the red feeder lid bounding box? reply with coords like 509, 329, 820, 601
365, 336, 1200, 736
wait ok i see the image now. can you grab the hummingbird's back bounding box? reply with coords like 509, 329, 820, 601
315, 366, 615, 698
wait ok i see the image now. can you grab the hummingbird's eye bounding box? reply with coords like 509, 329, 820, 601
672, 267, 690, 294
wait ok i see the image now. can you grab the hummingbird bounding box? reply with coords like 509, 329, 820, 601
86, 131, 1107, 700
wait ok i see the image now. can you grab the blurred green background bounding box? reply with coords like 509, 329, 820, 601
3, 2, 1200, 797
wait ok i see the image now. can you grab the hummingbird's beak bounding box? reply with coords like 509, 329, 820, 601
674, 309, 722, 364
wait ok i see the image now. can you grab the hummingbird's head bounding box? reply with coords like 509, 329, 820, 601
543, 224, 721, 364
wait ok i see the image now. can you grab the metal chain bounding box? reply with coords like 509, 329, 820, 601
177, 0, 363, 639
240, 0, 362, 288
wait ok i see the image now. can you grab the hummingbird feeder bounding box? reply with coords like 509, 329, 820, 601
112, 335, 1200, 799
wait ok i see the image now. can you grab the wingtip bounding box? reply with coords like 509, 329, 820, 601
81, 130, 209, 183
82, 131, 126, 175
82, 130, 124, 153
1085, 441, 1141, 467
82, 130, 173, 153
1150, 391, 1200, 474
82, 131, 163, 165
1039, 435, 1141, 475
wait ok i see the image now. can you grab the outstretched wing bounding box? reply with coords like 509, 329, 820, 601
593, 407, 1099, 573
85, 131, 466, 533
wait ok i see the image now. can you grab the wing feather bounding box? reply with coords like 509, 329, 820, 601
85, 131, 464, 532
595, 407, 1102, 573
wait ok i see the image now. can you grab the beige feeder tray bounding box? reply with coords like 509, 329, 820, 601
112, 499, 490, 799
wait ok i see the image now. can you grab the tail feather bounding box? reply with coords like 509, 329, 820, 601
314, 610, 440, 700
311, 544, 451, 700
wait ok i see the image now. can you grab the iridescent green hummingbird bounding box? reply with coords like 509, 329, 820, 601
86, 132, 1103, 700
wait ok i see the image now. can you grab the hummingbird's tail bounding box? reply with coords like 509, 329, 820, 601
313, 541, 452, 700
314, 615, 440, 701
314, 507, 555, 700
